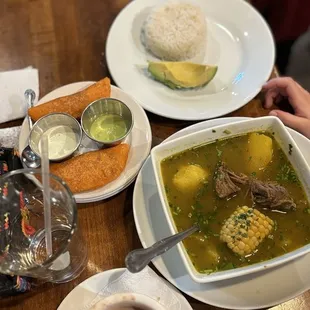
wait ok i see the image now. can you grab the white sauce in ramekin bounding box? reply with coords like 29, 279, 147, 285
39, 125, 79, 160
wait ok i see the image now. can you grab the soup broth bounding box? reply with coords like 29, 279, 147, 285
160, 132, 310, 273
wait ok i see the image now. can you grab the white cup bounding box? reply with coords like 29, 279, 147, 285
90, 293, 166, 310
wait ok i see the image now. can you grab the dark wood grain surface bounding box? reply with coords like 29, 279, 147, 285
0, 1, 309, 309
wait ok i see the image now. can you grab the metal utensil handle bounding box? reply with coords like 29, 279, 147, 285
125, 225, 199, 273
24, 89, 36, 130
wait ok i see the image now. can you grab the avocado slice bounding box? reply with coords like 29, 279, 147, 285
148, 61, 218, 89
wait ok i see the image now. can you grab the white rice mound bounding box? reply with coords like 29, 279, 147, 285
143, 2, 207, 61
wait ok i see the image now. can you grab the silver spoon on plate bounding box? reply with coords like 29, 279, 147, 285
125, 224, 199, 273
21, 89, 41, 168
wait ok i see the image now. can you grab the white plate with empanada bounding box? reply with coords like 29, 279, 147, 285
19, 82, 152, 203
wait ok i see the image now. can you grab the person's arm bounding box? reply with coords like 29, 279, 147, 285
263, 77, 310, 138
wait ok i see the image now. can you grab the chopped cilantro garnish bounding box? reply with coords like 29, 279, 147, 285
219, 262, 235, 271
193, 201, 203, 209
169, 203, 182, 216
289, 143, 293, 155
191, 203, 218, 234
238, 213, 247, 220
165, 185, 170, 194
195, 182, 208, 200
304, 208, 310, 214
276, 164, 298, 183
281, 246, 287, 253
199, 269, 214, 274
216, 146, 222, 157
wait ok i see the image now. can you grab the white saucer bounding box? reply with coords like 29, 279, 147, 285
57, 267, 192, 310
19, 82, 152, 203
133, 117, 310, 309
106, 0, 275, 121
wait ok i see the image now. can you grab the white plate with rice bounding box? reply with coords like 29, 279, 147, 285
106, 0, 275, 121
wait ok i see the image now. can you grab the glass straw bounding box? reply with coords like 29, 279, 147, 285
40, 134, 53, 257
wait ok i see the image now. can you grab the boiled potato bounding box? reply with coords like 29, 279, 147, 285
173, 164, 208, 192
246, 133, 273, 173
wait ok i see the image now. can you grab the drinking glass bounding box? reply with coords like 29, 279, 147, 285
0, 169, 87, 283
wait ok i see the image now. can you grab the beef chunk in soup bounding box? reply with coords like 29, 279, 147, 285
250, 179, 296, 211
215, 162, 248, 198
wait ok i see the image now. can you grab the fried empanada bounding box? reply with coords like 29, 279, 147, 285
50, 143, 129, 193
29, 78, 111, 121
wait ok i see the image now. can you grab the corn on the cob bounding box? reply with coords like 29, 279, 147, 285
220, 206, 274, 256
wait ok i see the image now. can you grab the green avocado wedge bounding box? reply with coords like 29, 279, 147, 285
148, 61, 218, 89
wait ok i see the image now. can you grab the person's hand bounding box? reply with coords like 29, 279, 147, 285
263, 77, 310, 139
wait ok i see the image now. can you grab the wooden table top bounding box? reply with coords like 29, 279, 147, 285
0, 1, 309, 309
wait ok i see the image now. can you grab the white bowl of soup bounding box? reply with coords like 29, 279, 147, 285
151, 116, 310, 283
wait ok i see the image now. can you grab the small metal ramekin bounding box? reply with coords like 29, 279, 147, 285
81, 98, 133, 148
29, 112, 82, 161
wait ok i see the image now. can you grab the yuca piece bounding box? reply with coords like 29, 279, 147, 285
50, 143, 129, 194
28, 77, 111, 121
220, 206, 274, 256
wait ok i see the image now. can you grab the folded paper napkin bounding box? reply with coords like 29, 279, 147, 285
0, 67, 39, 124
0, 126, 21, 149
